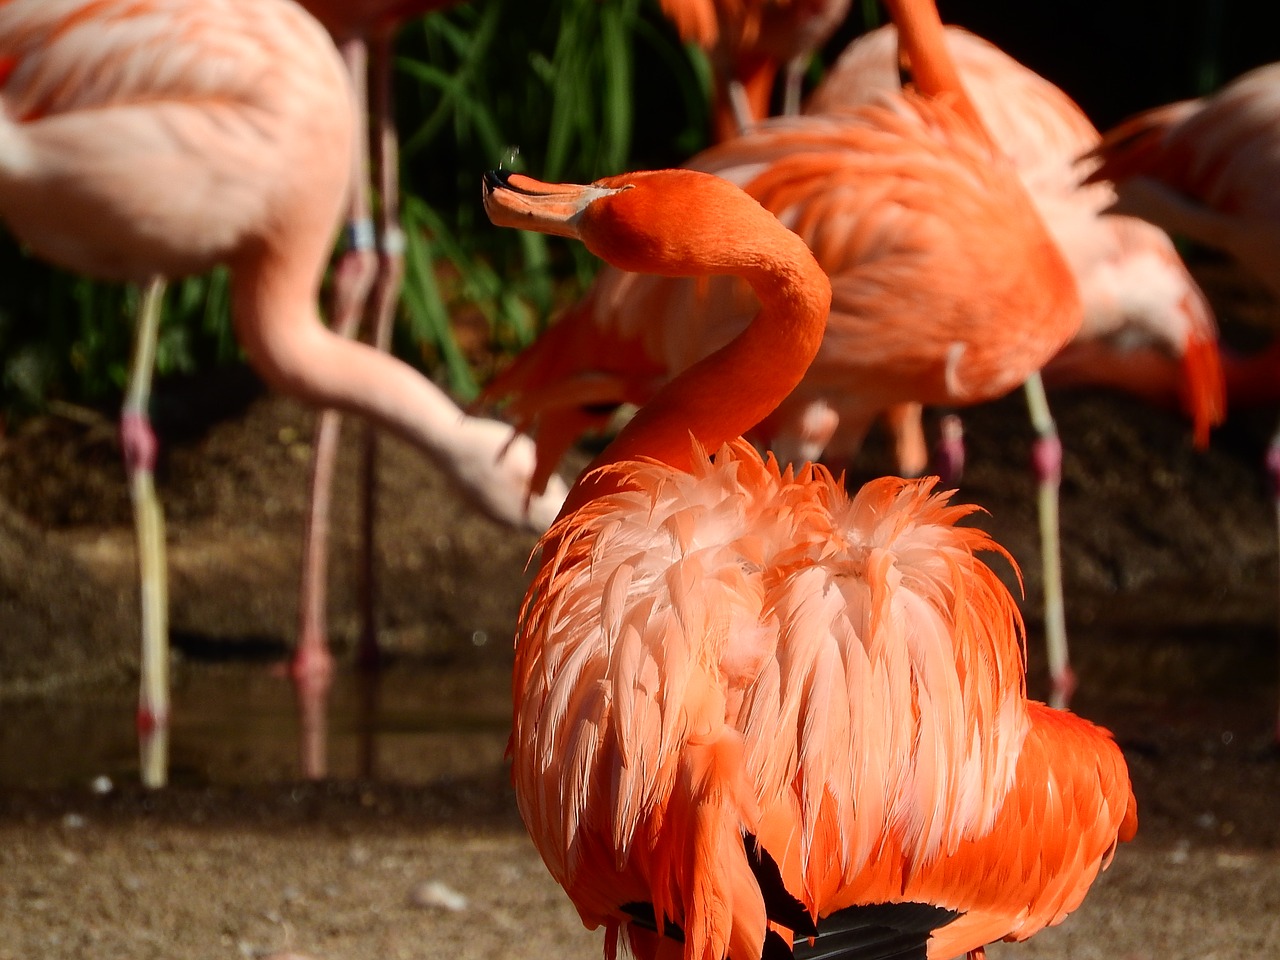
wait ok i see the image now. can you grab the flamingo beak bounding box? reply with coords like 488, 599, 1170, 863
482, 170, 623, 239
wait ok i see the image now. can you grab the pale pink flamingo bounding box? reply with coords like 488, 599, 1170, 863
483, 1, 1135, 947
1087, 61, 1280, 738
0, 0, 563, 786
806, 23, 1224, 476
659, 0, 852, 140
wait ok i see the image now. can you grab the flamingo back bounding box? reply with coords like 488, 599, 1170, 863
0, 0, 353, 283
1089, 63, 1280, 222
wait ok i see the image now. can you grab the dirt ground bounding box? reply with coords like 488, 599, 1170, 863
2, 260, 1280, 959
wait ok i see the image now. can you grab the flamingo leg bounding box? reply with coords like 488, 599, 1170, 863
934, 412, 965, 486
781, 56, 805, 117
293, 36, 379, 780
1024, 371, 1073, 708
121, 276, 169, 789
883, 402, 928, 478
355, 26, 406, 674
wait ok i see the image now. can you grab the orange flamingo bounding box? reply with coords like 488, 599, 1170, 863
806, 23, 1224, 472
1086, 61, 1280, 739
486, 10, 1089, 703
0, 0, 562, 787
483, 4, 1135, 950
659, 0, 852, 141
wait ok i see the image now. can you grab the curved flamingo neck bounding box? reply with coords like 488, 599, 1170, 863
560, 229, 831, 518
884, 0, 991, 146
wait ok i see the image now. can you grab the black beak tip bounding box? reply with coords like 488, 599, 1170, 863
482, 168, 512, 195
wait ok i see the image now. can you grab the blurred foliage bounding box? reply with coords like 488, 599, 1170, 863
0, 0, 707, 414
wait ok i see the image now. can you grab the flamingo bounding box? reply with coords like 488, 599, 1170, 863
1085, 61, 1280, 739
0, 0, 563, 787
806, 23, 1225, 479
483, 4, 1135, 951
485, 8, 1093, 705
658, 0, 852, 141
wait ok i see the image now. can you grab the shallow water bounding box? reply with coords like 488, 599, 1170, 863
0, 651, 514, 790
3, 601, 1278, 800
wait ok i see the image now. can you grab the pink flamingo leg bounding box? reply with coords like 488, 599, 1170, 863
934, 413, 965, 486
121, 277, 170, 788
1025, 372, 1074, 708
354, 26, 406, 674
292, 37, 379, 780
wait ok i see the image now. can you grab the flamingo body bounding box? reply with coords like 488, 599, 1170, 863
807, 23, 1224, 448
490, 21, 1133, 952
1087, 61, 1280, 299
1088, 61, 1280, 740
0, 0, 564, 783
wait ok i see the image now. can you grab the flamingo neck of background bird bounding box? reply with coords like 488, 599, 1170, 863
228, 248, 474, 463
883, 0, 992, 147
559, 241, 831, 518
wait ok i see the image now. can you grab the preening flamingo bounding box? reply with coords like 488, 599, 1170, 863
485, 4, 1088, 703
485, 128, 1133, 960
659, 0, 852, 141
0, 0, 562, 787
806, 23, 1225, 468
1086, 61, 1280, 739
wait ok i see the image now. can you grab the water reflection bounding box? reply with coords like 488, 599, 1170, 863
0, 654, 514, 790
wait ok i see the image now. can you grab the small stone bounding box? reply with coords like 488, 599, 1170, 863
407, 880, 469, 912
